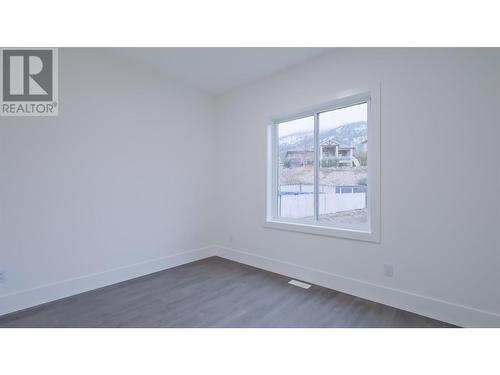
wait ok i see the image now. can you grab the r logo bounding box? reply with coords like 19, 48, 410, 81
1, 48, 58, 116
2, 49, 53, 101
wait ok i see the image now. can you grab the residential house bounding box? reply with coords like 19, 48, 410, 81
319, 140, 356, 167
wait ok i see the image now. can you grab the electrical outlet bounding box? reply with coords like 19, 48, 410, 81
228, 235, 233, 244
383, 264, 394, 278
0, 270, 6, 283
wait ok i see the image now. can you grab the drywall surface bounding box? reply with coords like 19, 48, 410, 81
0, 48, 217, 308
215, 48, 500, 326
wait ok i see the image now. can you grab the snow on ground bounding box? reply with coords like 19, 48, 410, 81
280, 165, 367, 186
319, 208, 368, 226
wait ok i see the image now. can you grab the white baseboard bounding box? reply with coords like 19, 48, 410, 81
214, 246, 500, 328
0, 246, 217, 317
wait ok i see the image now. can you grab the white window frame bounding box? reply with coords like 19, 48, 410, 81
265, 84, 381, 242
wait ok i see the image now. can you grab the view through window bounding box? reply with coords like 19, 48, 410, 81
275, 102, 368, 231
277, 116, 314, 219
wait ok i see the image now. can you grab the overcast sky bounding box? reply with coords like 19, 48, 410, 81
278, 103, 367, 137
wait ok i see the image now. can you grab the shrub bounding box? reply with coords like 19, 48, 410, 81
355, 153, 367, 166
357, 176, 367, 186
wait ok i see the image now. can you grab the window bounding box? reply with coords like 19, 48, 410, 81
266, 89, 380, 242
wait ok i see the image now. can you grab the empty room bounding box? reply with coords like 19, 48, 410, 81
1, 2, 499, 373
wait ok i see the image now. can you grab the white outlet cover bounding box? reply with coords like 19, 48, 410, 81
383, 264, 394, 277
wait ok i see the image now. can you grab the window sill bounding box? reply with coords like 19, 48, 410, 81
263, 219, 380, 243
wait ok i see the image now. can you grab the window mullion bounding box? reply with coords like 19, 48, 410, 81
314, 112, 319, 221
274, 124, 280, 217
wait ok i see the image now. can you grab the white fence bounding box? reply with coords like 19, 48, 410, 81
278, 188, 366, 218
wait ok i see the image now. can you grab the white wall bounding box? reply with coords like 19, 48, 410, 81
215, 48, 500, 327
0, 49, 217, 314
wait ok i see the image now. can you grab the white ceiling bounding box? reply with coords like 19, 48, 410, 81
110, 48, 330, 95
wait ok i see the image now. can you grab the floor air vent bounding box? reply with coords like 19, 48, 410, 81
288, 279, 311, 289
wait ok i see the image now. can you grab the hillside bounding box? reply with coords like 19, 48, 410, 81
279, 121, 367, 155
319, 121, 367, 147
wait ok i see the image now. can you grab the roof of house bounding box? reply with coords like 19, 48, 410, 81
319, 139, 355, 150
319, 139, 339, 146
285, 150, 314, 155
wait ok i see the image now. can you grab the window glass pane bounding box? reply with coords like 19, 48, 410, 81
318, 103, 368, 228
277, 116, 314, 219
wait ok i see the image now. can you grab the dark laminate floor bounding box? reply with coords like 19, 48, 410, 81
0, 257, 456, 328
